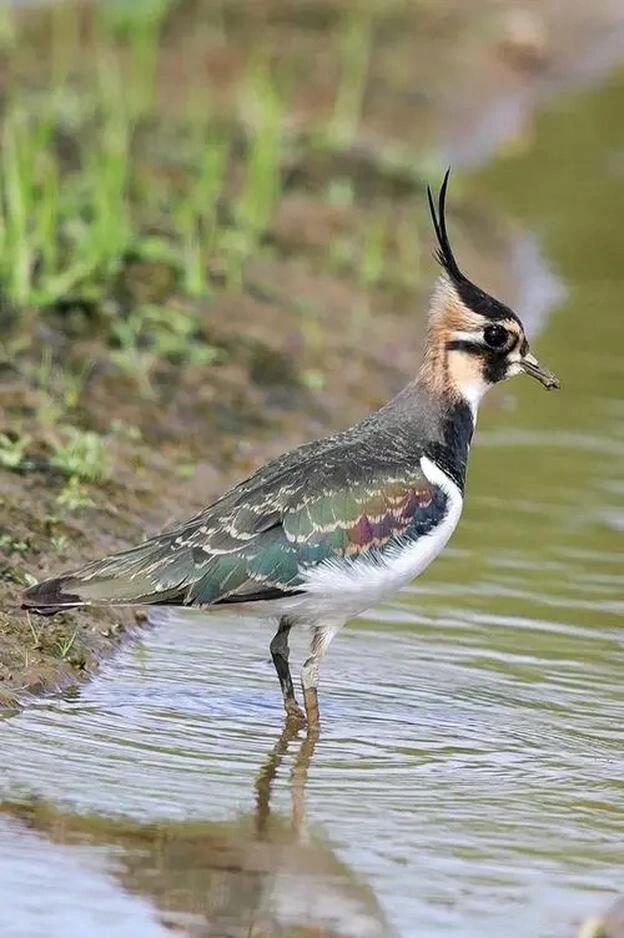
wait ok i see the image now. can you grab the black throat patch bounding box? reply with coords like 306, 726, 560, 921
424, 399, 474, 493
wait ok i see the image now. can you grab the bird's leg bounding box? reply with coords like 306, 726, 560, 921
270, 617, 306, 725
301, 625, 334, 733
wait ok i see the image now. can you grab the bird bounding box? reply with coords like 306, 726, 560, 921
23, 171, 560, 729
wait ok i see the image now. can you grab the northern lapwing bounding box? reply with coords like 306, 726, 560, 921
23, 172, 560, 728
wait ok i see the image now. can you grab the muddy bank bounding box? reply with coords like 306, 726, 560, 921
1, 0, 619, 707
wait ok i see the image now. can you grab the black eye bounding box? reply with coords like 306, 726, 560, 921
483, 324, 508, 348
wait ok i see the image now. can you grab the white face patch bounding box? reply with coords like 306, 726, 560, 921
449, 329, 485, 345
459, 376, 492, 414
504, 340, 527, 378
446, 348, 491, 419
505, 360, 523, 377
424, 278, 528, 402
447, 320, 527, 406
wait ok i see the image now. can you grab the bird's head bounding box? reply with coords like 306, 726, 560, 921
421, 170, 559, 411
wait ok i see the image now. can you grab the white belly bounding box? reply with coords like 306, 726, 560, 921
294, 456, 463, 622
171, 456, 464, 630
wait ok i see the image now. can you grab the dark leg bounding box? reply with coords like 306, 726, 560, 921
270, 617, 306, 724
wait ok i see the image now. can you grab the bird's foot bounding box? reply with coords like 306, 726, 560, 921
284, 698, 307, 728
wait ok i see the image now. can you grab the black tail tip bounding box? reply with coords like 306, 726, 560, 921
22, 577, 82, 616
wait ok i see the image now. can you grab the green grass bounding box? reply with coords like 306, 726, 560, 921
327, 4, 374, 150
0, 1, 433, 319
54, 630, 77, 660
109, 302, 220, 395
50, 427, 109, 484
0, 1, 287, 316
0, 433, 31, 470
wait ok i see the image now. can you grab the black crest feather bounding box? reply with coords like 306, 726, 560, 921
426, 168, 517, 323
426, 167, 463, 282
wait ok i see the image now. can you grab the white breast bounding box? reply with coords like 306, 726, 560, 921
297, 455, 463, 621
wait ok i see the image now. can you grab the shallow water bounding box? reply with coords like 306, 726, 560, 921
3, 53, 624, 938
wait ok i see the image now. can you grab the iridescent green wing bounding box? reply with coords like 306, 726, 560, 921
38, 461, 446, 608
185, 470, 446, 604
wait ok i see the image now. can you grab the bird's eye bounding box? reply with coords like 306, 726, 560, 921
483, 324, 508, 348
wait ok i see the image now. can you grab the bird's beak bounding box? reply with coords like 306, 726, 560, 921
521, 352, 560, 390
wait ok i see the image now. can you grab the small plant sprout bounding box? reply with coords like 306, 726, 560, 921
51, 427, 109, 484
0, 432, 30, 470
55, 630, 77, 660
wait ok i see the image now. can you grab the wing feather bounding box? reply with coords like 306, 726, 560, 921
24, 446, 448, 611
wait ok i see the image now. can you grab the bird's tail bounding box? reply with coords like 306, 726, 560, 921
22, 537, 189, 616
22, 575, 87, 616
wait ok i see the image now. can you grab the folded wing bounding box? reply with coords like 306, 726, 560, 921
24, 458, 447, 611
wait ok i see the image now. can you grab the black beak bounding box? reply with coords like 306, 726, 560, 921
521, 353, 560, 390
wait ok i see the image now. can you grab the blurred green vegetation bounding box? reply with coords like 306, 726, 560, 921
0, 0, 269, 306
0, 0, 428, 317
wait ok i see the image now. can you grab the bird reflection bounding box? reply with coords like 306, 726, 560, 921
1, 725, 391, 938
255, 720, 318, 838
